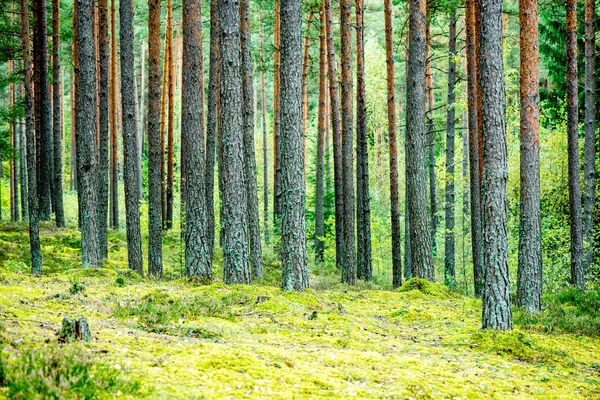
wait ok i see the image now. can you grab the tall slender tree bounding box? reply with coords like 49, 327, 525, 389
583, 0, 596, 273
34, 0, 54, 221
356, 0, 372, 282
517, 0, 542, 312
315, 4, 327, 264
182, 0, 211, 279
301, 12, 313, 167
444, 9, 457, 288
120, 0, 144, 275
219, 0, 251, 284
165, 0, 175, 229
109, 0, 119, 229
566, 0, 584, 288
406, 0, 434, 280
21, 0, 42, 274
426, 20, 437, 257
206, 0, 219, 260
280, 0, 310, 291
147, 0, 163, 277
273, 0, 282, 224
340, 0, 356, 284
466, 0, 483, 296
241, 0, 263, 279
76, 0, 101, 269
480, 0, 512, 330
259, 11, 269, 244
324, 0, 344, 271
385, 0, 402, 288
97, 0, 109, 257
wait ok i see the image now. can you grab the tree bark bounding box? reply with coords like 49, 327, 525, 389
517, 0, 542, 313
160, 32, 169, 226
324, 0, 344, 271
444, 10, 457, 288
340, 0, 356, 285
566, 0, 584, 288
76, 0, 101, 269
20, 111, 29, 220
147, 0, 163, 277
182, 0, 212, 279
9, 60, 18, 222
583, 0, 596, 274
315, 4, 327, 264
240, 0, 263, 279
21, 0, 42, 274
138, 44, 146, 201
97, 0, 109, 258
407, 0, 434, 280
259, 11, 269, 244
301, 13, 313, 173
466, 0, 483, 296
426, 20, 437, 258
385, 0, 401, 288
120, 0, 144, 275
165, 0, 175, 230
220, 0, 251, 284
356, 0, 372, 282
34, 0, 54, 221
109, 0, 119, 229
280, 0, 310, 291
480, 0, 512, 330
273, 0, 282, 224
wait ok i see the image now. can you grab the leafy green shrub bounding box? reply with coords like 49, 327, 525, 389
0, 344, 143, 399
515, 288, 600, 336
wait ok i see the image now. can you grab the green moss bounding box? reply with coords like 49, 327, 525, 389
397, 277, 455, 299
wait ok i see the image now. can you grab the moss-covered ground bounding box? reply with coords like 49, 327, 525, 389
0, 223, 599, 399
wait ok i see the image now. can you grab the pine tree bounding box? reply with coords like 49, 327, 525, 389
97, 0, 109, 257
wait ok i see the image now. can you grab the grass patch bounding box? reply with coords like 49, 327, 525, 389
0, 344, 144, 399
515, 288, 600, 336
397, 277, 456, 299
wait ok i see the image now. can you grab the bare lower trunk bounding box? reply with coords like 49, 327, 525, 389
97, 0, 109, 258
315, 5, 327, 264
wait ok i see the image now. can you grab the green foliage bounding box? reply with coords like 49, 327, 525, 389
0, 344, 143, 399
515, 288, 600, 337
113, 289, 243, 327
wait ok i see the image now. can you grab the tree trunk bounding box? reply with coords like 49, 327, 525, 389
259, 11, 269, 244
138, 44, 146, 201
20, 114, 29, 221
97, 0, 109, 258
220, 0, 251, 284
9, 60, 18, 222
273, 0, 282, 224
517, 0, 542, 313
160, 32, 169, 226
301, 13, 313, 174
566, 0, 584, 287
356, 0, 372, 282
385, 0, 401, 288
280, 0, 310, 291
120, 0, 144, 275
324, 0, 344, 271
109, 0, 119, 229
315, 4, 327, 264
480, 0, 512, 330
21, 0, 42, 274
583, 0, 596, 274
426, 20, 437, 259
165, 0, 175, 230
240, 0, 263, 279
76, 0, 101, 269
182, 0, 211, 279
340, 0, 356, 285
404, 42, 411, 281
407, 0, 434, 280
444, 10, 457, 288
206, 0, 219, 261
34, 0, 54, 222
147, 0, 163, 277
466, 0, 483, 296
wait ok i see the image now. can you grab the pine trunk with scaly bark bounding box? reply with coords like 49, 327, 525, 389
97, 0, 109, 257
109, 0, 119, 229
315, 5, 327, 264
165, 0, 175, 230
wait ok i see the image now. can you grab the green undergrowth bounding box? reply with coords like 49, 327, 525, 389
0, 343, 144, 399
515, 287, 600, 336
0, 223, 599, 398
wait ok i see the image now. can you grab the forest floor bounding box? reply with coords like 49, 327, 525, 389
0, 222, 599, 399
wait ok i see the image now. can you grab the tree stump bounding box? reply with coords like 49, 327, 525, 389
59, 316, 92, 342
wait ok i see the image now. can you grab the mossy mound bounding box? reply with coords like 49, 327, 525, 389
397, 277, 455, 299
